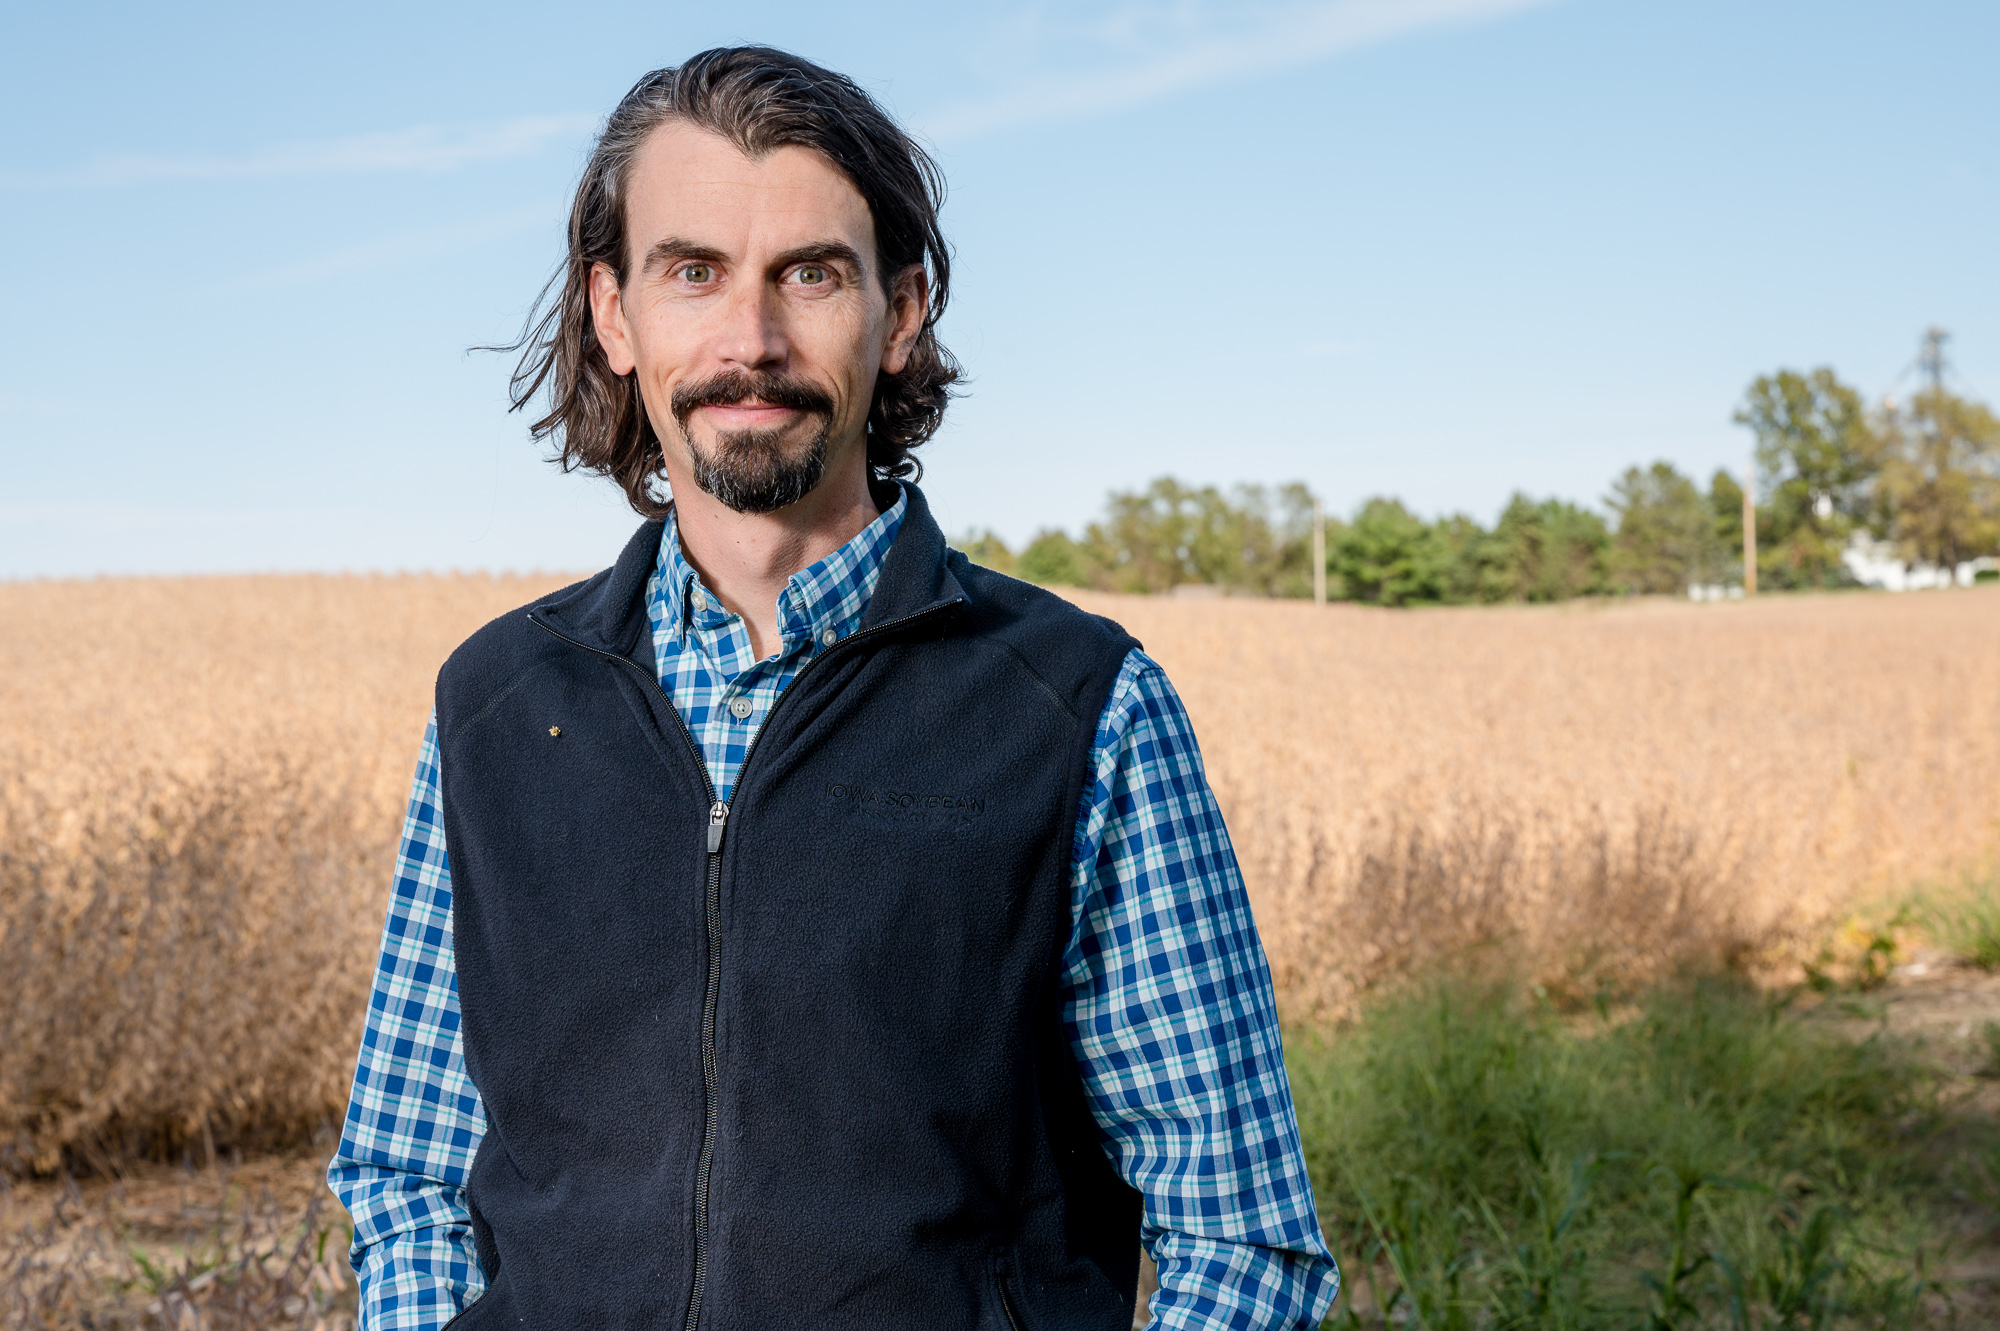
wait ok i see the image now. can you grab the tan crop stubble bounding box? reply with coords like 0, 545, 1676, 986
3, 576, 1998, 1173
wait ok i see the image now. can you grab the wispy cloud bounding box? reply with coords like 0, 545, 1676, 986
211, 207, 558, 296
916, 0, 1565, 142
1, 114, 596, 189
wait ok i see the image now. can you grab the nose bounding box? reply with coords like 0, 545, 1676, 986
712, 278, 788, 372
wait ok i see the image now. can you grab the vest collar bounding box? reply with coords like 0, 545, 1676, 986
857, 481, 966, 630
532, 480, 965, 663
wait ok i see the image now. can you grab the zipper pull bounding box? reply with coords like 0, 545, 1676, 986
707, 800, 729, 853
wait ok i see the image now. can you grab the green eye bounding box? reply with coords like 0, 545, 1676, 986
683, 264, 712, 283
796, 266, 824, 285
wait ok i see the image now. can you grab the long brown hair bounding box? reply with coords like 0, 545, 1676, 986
497, 47, 960, 517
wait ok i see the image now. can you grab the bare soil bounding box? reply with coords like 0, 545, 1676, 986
1, 1144, 357, 1327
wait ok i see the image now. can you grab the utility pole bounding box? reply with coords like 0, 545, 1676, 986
1916, 327, 1956, 585
1742, 467, 1757, 596
1312, 498, 1327, 607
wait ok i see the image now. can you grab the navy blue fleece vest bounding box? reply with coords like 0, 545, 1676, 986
435, 486, 1142, 1330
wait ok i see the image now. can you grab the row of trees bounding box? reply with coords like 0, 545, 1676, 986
962, 353, 2000, 606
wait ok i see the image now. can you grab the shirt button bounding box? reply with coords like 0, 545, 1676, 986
820, 628, 839, 647
728, 697, 754, 720
690, 589, 708, 612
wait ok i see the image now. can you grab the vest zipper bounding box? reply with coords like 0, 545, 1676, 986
530, 595, 961, 1331
685, 798, 727, 1331
998, 1275, 1026, 1331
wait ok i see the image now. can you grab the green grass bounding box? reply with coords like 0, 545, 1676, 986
1912, 878, 2000, 971
1287, 974, 1986, 1328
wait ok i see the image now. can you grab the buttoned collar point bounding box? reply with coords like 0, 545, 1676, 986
652, 485, 907, 658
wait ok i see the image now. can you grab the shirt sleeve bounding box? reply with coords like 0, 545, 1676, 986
1064, 650, 1340, 1330
326, 713, 490, 1330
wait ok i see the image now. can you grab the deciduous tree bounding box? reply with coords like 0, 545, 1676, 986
1875, 385, 2000, 573
954, 529, 1017, 577
1733, 369, 1879, 588
1016, 530, 1102, 588
1085, 477, 1318, 595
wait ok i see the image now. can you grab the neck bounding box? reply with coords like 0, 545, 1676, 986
667, 455, 880, 662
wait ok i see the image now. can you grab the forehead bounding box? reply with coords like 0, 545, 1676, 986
623, 120, 875, 264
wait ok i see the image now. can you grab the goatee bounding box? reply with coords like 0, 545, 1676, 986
671, 369, 837, 515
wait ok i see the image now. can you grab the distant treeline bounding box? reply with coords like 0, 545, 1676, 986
962, 359, 2000, 606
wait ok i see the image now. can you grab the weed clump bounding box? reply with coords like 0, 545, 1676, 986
1913, 878, 2000, 971
18, 979, 1981, 1330
1290, 975, 1970, 1328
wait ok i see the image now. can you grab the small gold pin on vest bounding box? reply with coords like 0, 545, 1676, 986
548, 725, 562, 738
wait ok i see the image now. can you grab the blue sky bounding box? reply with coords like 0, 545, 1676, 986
3, 0, 1995, 577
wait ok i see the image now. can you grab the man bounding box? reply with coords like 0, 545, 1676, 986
330, 46, 1338, 1331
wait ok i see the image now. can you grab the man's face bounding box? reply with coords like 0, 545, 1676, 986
589, 121, 926, 514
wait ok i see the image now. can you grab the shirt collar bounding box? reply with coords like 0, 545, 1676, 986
649, 483, 907, 650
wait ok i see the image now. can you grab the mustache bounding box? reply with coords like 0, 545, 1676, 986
669, 370, 835, 432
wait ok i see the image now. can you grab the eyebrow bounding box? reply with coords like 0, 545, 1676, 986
641, 236, 727, 274
768, 241, 866, 277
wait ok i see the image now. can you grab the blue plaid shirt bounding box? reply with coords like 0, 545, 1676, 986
328, 487, 1339, 1329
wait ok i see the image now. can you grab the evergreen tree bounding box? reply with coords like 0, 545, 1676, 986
1480, 495, 1610, 602
1331, 499, 1443, 606
1607, 462, 1728, 593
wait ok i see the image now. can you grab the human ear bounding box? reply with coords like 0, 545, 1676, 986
879, 265, 928, 376
589, 262, 638, 376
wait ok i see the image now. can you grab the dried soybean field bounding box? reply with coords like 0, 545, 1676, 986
4, 573, 1999, 1175
1065, 587, 2000, 1015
